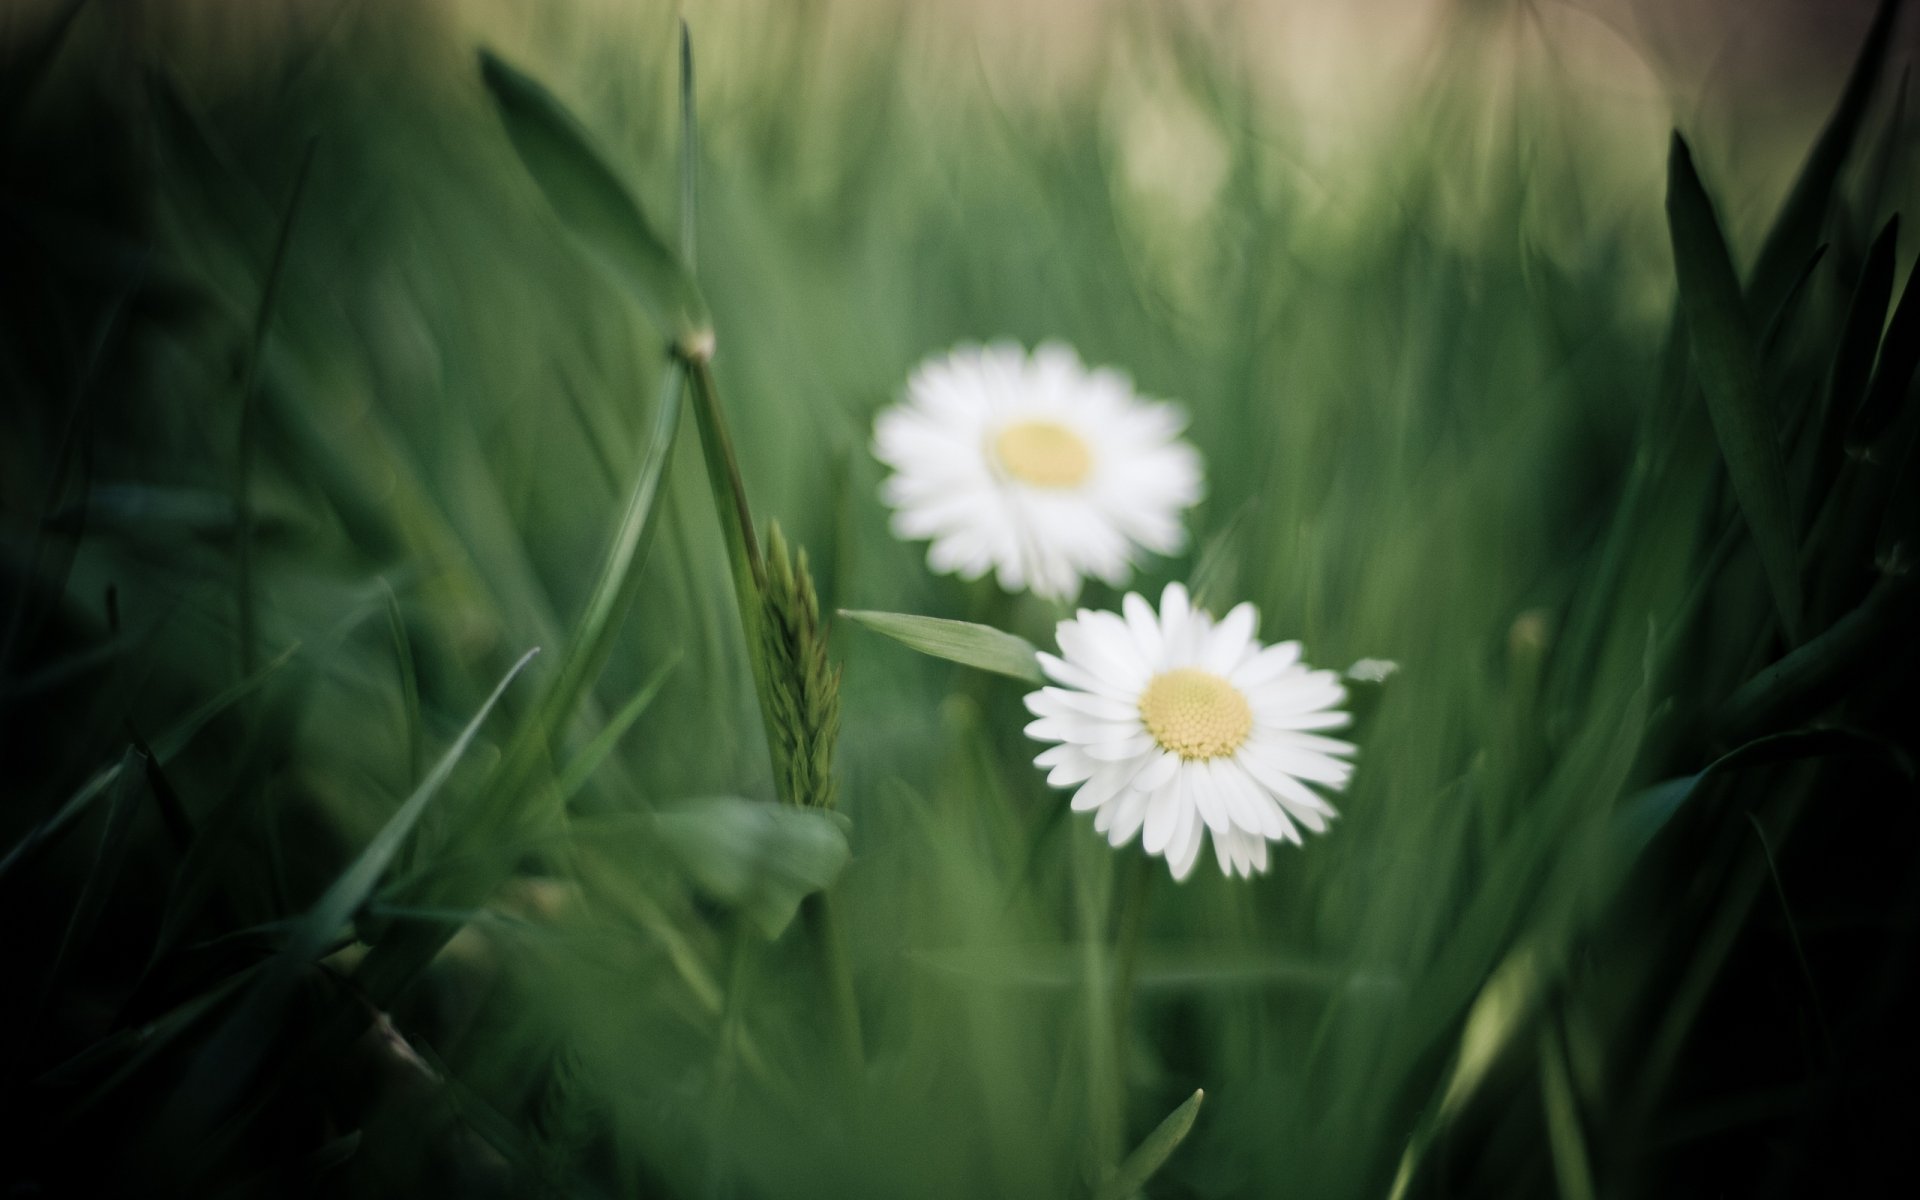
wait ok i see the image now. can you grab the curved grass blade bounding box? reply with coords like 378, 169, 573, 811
478, 49, 710, 354
1098, 1088, 1204, 1200
1746, 0, 1902, 319
840, 609, 1045, 684
1667, 134, 1803, 641
1718, 574, 1917, 739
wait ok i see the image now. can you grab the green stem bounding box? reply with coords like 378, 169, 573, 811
803, 889, 865, 1086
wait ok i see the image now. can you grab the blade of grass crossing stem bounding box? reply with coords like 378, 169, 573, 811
840, 609, 1046, 683
478, 49, 710, 356
1098, 1088, 1205, 1200
1746, 0, 1901, 319
234, 137, 314, 679
1667, 134, 1804, 642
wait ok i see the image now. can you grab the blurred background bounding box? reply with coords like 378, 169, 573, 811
3, 1, 1917, 1196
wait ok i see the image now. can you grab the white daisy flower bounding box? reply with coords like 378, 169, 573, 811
1023, 583, 1356, 881
873, 341, 1204, 601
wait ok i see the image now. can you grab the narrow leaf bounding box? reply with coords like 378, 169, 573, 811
1616, 726, 1904, 859
1747, 0, 1902, 318
840, 609, 1045, 683
289, 646, 539, 965
552, 651, 680, 806
1848, 243, 1920, 452
1099, 1088, 1205, 1200
1667, 134, 1804, 641
1718, 575, 1916, 739
478, 49, 710, 352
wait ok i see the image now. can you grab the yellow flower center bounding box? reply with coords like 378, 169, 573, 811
993, 420, 1092, 488
1138, 668, 1253, 760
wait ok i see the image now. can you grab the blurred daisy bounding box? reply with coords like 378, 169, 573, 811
1023, 583, 1355, 880
873, 341, 1203, 601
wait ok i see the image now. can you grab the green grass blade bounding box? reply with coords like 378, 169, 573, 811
290, 645, 538, 965
489, 359, 686, 826
1666, 134, 1804, 641
1538, 1022, 1597, 1200
1746, 0, 1902, 318
840, 609, 1045, 683
552, 651, 680, 808
1718, 575, 1917, 738
1098, 1087, 1204, 1200
478, 48, 710, 354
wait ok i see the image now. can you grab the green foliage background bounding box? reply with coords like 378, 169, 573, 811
3, 1, 1917, 1196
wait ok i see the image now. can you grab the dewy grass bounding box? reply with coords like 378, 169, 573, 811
3, 0, 1919, 1196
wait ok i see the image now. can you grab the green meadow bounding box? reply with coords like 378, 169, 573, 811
3, 1, 1916, 1195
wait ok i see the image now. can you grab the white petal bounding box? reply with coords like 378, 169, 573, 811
1168, 812, 1205, 881
1106, 788, 1151, 847
1142, 780, 1181, 855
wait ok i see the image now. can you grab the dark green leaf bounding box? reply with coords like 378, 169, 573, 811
1746, 0, 1902, 319
841, 609, 1045, 683
1666, 134, 1804, 641
478, 49, 710, 352
1617, 726, 1905, 859
1848, 237, 1920, 452
1718, 574, 1916, 739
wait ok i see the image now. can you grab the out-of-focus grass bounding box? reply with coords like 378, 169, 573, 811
2, 1, 1917, 1196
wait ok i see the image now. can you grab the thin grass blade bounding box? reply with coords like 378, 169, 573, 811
1667, 134, 1804, 641
1098, 1088, 1205, 1200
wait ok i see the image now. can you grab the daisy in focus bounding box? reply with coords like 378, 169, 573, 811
1024, 583, 1356, 880
873, 341, 1204, 601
